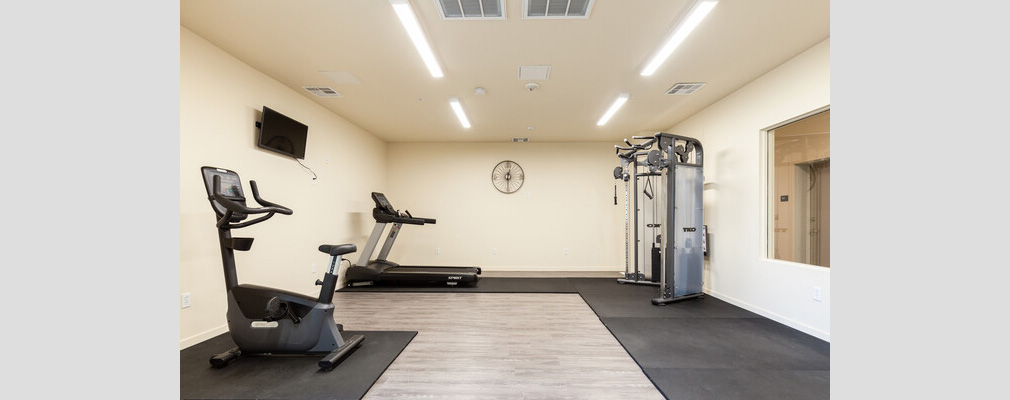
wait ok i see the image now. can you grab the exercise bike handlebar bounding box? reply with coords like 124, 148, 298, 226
248, 181, 293, 215
212, 176, 293, 229
213, 176, 293, 216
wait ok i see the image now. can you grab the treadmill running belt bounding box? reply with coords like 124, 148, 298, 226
386, 266, 481, 274
376, 266, 480, 286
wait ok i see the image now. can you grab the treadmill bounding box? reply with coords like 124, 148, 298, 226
344, 192, 481, 287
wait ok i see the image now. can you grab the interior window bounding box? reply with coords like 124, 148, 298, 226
766, 109, 830, 267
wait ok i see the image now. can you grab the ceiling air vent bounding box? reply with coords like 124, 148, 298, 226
319, 71, 362, 85
435, 0, 505, 20
524, 0, 594, 19
666, 82, 706, 95
512, 137, 530, 142
303, 87, 342, 98
518, 65, 551, 80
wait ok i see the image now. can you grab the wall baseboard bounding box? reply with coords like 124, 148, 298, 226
705, 289, 830, 342
180, 325, 229, 350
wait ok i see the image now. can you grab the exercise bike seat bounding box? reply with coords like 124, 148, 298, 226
319, 244, 357, 257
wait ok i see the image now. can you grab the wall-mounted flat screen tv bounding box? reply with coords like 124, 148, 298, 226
257, 106, 307, 159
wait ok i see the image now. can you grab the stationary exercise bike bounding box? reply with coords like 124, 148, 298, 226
200, 166, 364, 370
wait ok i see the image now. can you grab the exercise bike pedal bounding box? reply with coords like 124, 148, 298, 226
209, 346, 242, 368
318, 334, 364, 370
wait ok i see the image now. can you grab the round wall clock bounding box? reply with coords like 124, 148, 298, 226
491, 160, 524, 194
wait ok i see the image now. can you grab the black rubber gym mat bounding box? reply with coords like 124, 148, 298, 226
642, 368, 830, 400
602, 317, 829, 370
337, 277, 578, 293
570, 278, 829, 399
180, 330, 415, 400
574, 280, 763, 319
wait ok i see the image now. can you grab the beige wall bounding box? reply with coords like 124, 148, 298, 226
383, 142, 625, 271
667, 38, 831, 340
180, 27, 386, 348
179, 26, 831, 347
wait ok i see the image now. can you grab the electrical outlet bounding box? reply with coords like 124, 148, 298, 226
312, 263, 317, 273
181, 292, 192, 309
493, 248, 497, 255
813, 287, 822, 302
435, 248, 440, 255
564, 248, 569, 255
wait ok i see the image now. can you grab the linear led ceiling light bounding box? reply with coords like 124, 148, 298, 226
597, 93, 630, 126
640, 0, 719, 77
390, 0, 444, 78
449, 98, 471, 128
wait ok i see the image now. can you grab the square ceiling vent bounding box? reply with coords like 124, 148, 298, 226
666, 82, 706, 95
319, 71, 363, 85
524, 0, 594, 19
435, 0, 505, 20
518, 65, 551, 80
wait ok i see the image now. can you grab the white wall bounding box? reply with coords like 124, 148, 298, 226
668, 38, 831, 340
384, 142, 625, 271
180, 27, 386, 348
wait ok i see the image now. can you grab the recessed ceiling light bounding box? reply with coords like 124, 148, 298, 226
449, 98, 471, 128
640, 0, 719, 76
597, 93, 629, 126
390, 0, 444, 78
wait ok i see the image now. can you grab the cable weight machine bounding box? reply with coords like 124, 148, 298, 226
614, 132, 705, 304
614, 137, 661, 286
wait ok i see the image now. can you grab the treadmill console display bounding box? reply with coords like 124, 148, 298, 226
371, 192, 396, 215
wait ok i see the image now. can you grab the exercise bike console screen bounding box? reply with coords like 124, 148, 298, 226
202, 168, 245, 199
216, 174, 243, 198
201, 167, 248, 219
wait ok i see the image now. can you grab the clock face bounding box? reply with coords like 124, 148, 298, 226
491, 160, 524, 194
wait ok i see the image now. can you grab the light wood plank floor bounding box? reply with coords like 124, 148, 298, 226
333, 292, 664, 400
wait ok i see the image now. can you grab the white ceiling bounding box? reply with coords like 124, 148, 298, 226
180, 0, 829, 143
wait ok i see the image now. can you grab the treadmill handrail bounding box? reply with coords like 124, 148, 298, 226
372, 208, 426, 225
403, 209, 436, 224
